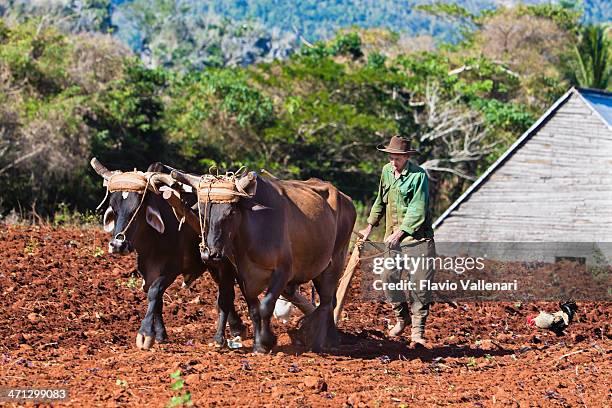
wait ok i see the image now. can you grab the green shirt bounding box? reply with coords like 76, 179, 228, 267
367, 161, 434, 242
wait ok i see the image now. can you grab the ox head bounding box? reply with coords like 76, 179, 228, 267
171, 169, 257, 263
91, 158, 169, 255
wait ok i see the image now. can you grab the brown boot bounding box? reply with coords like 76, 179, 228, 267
388, 319, 407, 337
410, 332, 428, 348
410, 306, 429, 348
410, 324, 430, 348
388, 302, 410, 337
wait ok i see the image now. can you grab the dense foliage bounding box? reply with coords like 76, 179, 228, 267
0, 1, 610, 223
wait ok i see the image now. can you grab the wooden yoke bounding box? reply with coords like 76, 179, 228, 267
158, 186, 201, 233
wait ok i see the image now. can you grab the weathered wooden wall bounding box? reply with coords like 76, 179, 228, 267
435, 92, 612, 244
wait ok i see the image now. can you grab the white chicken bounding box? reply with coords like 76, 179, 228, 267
527, 300, 578, 336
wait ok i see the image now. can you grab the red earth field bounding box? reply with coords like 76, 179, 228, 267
0, 225, 610, 407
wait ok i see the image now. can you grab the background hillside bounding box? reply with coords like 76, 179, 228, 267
1, 0, 610, 69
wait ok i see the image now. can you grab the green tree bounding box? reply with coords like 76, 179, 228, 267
572, 24, 611, 89
0, 19, 128, 214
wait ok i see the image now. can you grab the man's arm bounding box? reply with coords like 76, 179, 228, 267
400, 173, 428, 236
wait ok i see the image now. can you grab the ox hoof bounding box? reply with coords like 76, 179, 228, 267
252, 344, 271, 354
213, 335, 225, 348
231, 325, 248, 339
136, 333, 155, 350
143, 336, 155, 350
207, 341, 224, 349
325, 328, 341, 348
136, 333, 144, 349
287, 328, 305, 346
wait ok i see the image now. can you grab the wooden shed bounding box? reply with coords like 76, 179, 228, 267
433, 87, 612, 263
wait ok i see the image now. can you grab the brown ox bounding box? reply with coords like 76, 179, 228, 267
172, 170, 356, 353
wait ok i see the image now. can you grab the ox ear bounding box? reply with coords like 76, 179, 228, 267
145, 206, 165, 234
103, 207, 115, 232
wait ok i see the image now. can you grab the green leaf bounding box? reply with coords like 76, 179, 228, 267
171, 379, 185, 391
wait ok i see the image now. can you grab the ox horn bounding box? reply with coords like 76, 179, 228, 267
148, 173, 175, 188
90, 157, 113, 180
170, 170, 201, 189
236, 171, 256, 196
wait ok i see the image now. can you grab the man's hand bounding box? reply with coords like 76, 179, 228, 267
358, 224, 373, 240
384, 230, 405, 247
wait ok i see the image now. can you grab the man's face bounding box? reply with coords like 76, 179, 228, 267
388, 153, 410, 172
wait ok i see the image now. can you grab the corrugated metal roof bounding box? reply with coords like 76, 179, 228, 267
433, 87, 612, 230
577, 87, 612, 129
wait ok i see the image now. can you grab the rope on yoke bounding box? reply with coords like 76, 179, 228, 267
95, 187, 110, 211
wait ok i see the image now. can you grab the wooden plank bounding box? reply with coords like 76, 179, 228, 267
333, 242, 362, 325
161, 189, 201, 233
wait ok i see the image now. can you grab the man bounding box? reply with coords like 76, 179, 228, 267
359, 135, 435, 347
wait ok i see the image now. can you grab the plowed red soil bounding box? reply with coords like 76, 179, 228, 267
0, 225, 610, 407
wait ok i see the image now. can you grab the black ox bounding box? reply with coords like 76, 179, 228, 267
91, 159, 246, 350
